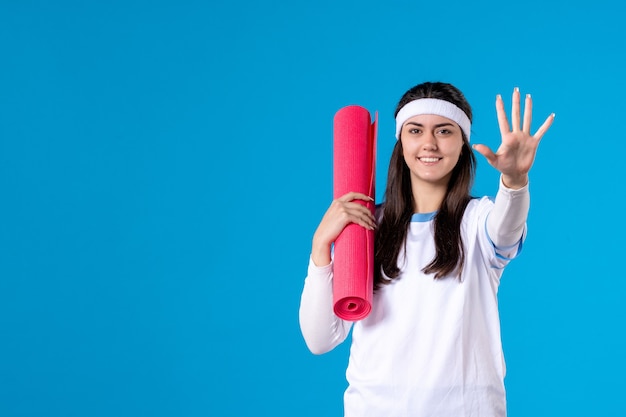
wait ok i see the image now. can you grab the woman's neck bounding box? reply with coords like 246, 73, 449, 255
410, 179, 448, 214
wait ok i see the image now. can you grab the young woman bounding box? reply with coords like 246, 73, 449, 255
299, 81, 554, 417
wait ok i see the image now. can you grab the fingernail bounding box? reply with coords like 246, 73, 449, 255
514, 87, 519, 92
526, 93, 531, 99
496, 94, 501, 100
551, 113, 556, 118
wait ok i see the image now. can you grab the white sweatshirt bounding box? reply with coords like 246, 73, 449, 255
299, 178, 529, 417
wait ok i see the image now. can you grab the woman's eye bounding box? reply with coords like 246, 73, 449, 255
437, 129, 451, 135
409, 128, 421, 134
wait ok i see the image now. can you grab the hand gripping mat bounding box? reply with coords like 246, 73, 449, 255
332, 105, 377, 321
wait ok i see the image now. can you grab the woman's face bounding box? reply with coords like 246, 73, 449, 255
400, 114, 464, 187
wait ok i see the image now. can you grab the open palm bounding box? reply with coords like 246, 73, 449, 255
473, 88, 554, 188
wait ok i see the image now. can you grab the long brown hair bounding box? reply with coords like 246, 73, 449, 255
374, 82, 477, 289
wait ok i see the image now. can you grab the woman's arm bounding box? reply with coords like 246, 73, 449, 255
473, 88, 554, 246
487, 176, 529, 248
299, 191, 373, 354
299, 257, 353, 355
311, 192, 376, 266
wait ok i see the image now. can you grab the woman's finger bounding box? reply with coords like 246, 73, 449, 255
343, 201, 376, 221
472, 143, 497, 167
522, 93, 533, 133
495, 94, 510, 137
350, 210, 377, 229
511, 87, 521, 132
533, 113, 556, 141
336, 191, 374, 203
325, 206, 375, 232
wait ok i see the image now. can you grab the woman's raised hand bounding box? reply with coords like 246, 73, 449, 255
311, 192, 376, 267
472, 88, 555, 189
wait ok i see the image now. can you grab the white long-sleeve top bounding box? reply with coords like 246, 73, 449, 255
299, 178, 529, 417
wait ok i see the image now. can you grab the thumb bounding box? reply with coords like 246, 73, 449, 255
472, 144, 497, 166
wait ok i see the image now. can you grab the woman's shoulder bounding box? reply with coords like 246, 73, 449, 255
464, 195, 495, 218
468, 194, 495, 207
461, 196, 496, 232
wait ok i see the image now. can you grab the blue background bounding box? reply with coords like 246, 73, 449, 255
1, 0, 624, 416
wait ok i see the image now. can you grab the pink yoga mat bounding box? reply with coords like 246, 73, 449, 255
333, 105, 377, 321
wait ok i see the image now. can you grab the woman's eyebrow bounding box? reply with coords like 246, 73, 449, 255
406, 122, 455, 128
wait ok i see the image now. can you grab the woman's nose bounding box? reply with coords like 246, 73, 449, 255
422, 132, 437, 149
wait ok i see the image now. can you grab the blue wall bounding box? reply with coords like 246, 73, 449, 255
1, 0, 624, 415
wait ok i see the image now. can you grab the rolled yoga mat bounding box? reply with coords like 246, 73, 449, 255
332, 105, 377, 321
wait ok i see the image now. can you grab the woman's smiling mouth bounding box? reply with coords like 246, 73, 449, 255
419, 157, 442, 163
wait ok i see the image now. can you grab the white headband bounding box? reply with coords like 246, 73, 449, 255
395, 98, 471, 141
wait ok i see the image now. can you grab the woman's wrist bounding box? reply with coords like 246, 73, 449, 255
501, 173, 529, 190
311, 237, 332, 267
